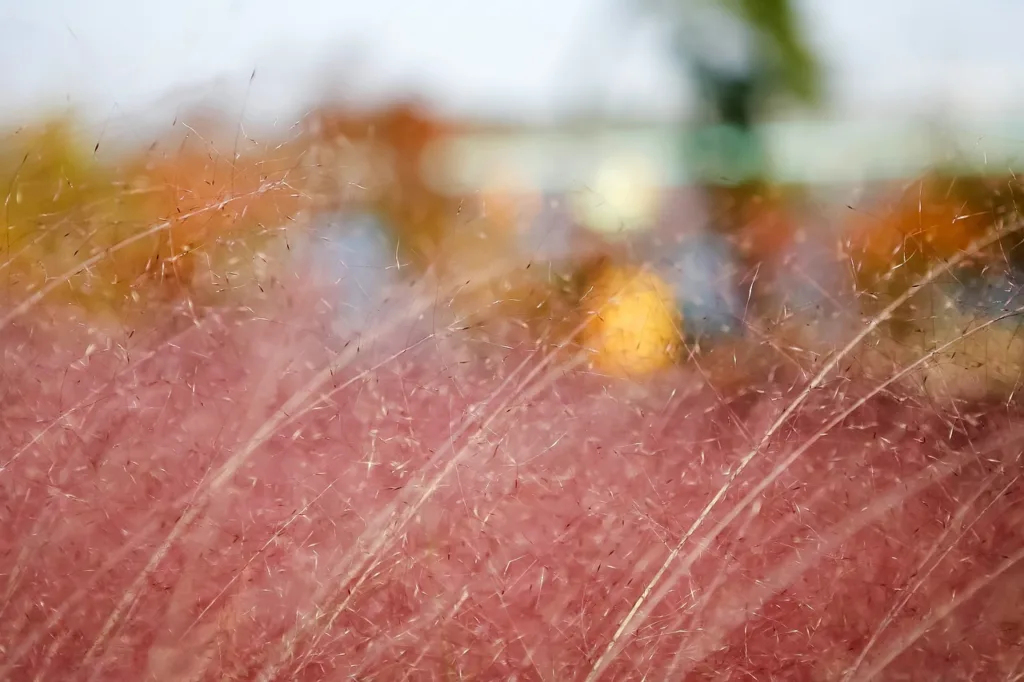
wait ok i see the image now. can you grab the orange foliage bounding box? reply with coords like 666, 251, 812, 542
830, 171, 1024, 402
708, 183, 800, 270
842, 173, 1016, 293
735, 190, 801, 271
0, 117, 317, 323
123, 133, 309, 294
307, 101, 460, 269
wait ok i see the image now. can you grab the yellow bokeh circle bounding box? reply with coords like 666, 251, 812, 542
581, 263, 682, 376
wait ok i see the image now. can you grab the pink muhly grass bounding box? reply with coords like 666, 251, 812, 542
0, 222, 1023, 681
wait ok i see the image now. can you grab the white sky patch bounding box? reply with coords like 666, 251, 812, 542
0, 0, 1020, 127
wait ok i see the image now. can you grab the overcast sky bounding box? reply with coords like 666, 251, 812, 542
0, 0, 1021, 129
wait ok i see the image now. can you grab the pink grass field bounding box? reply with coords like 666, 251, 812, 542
1, 238, 1024, 682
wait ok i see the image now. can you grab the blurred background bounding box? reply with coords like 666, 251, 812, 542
3, 0, 1024, 377
4, 0, 1023, 177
